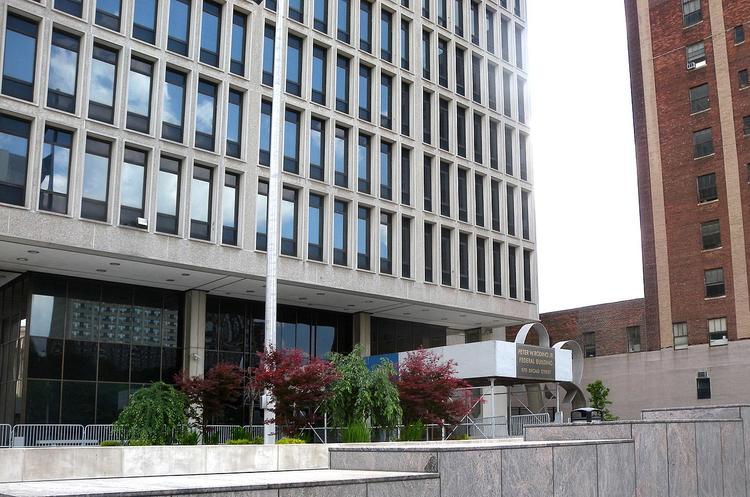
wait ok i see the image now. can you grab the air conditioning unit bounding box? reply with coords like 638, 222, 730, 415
695, 60, 707, 69
697, 370, 709, 378
687, 61, 697, 70
136, 217, 148, 228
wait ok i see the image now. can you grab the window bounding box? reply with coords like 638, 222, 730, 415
380, 213, 393, 273
48, 30, 79, 113
126, 57, 153, 133
0, 115, 30, 206
441, 227, 452, 286
686, 42, 706, 67
508, 245, 517, 298
501, 16, 510, 61
422, 0, 430, 18
459, 233, 469, 289
505, 126, 514, 174
523, 249, 532, 302
315, 0, 328, 32
682, 0, 701, 27
333, 200, 348, 265
289, 0, 304, 22
2, 14, 37, 101
701, 220, 721, 250
381, 74, 393, 128
259, 100, 272, 166
168, 0, 191, 55
673, 322, 688, 350
55, 0, 82, 17
515, 26, 524, 69
424, 223, 434, 282
422, 30, 431, 79
693, 128, 713, 158
338, 0, 351, 43
401, 81, 411, 136
491, 180, 500, 231
120, 147, 147, 227
458, 168, 468, 222
380, 141, 392, 200
492, 241, 502, 295
520, 134, 528, 180
162, 69, 186, 142
401, 148, 411, 205
697, 375, 711, 399
310, 117, 326, 181
284, 109, 301, 174
473, 113, 483, 163
475, 174, 485, 227
740, 70, 749, 89
439, 98, 450, 150
476, 238, 486, 293
359, 65, 372, 121
89, 45, 118, 123
190, 165, 212, 240
359, 1, 372, 52
438, 39, 448, 87
222, 173, 239, 245
308, 194, 324, 261
503, 70, 512, 117
402, 216, 411, 278
358, 134, 371, 193
230, 12, 247, 75
96, 0, 121, 30
156, 156, 181, 234
336, 56, 350, 112
40, 128, 72, 214
357, 206, 371, 269
281, 187, 298, 256
312, 45, 327, 105
423, 91, 432, 143
456, 47, 466, 95
81, 138, 111, 221
627, 326, 641, 353
195, 80, 217, 151
454, 0, 464, 36
521, 191, 530, 239
745, 116, 750, 136
704, 268, 725, 298
517, 77, 526, 123
287, 35, 303, 96
437, 0, 446, 27
507, 185, 515, 236
583, 332, 595, 358
200, 1, 221, 66
424, 156, 433, 212
381, 10, 393, 61
262, 24, 275, 86
440, 162, 451, 217
697, 173, 717, 203
708, 317, 727, 346
488, 64, 497, 110
133, 0, 157, 43
335, 126, 349, 187
256, 181, 268, 250
401, 19, 410, 70
472, 54, 482, 103
457, 106, 467, 157
486, 9, 495, 53
226, 89, 243, 158
469, 1, 478, 42
735, 25, 745, 44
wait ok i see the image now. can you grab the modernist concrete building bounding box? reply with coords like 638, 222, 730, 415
0, 0, 534, 425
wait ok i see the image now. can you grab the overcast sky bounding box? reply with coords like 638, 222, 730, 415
526, 1, 645, 313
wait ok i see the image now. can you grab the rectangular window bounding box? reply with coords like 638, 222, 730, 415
458, 168, 468, 222
289, 0, 304, 22
287, 35, 303, 96
701, 220, 720, 250
195, 80, 217, 151
335, 126, 349, 187
168, 0, 191, 55
380, 141, 393, 200
457, 106, 467, 157
310, 117, 326, 181
333, 200, 348, 265
89, 45, 118, 124
523, 249, 532, 302
517, 77, 526, 123
438, 39, 449, 87
422, 0, 430, 18
459, 233, 469, 289
120, 147, 147, 227
477, 238, 486, 293
200, 1, 221, 66
473, 113, 483, 163
380, 212, 393, 274
440, 162, 451, 217
505, 125, 514, 175
162, 69, 186, 142
402, 216, 411, 278
48, 30, 80, 113
230, 12, 247, 75
503, 70, 512, 117
441, 227, 452, 286
682, 0, 701, 27
471, 54, 481, 103
437, 0, 446, 27
708, 317, 727, 346
312, 45, 328, 105
439, 98, 450, 150
2, 14, 37, 101
690, 84, 709, 113
515, 26, 524, 69
190, 165, 212, 240
583, 332, 595, 358
521, 191, 530, 239
424, 156, 433, 212
508, 245, 517, 298
501, 16, 510, 61
673, 322, 688, 350
360, 1, 372, 52
697, 173, 717, 203
357, 206, 371, 269
132, 0, 157, 43
226, 89, 243, 158
81, 137, 111, 221
156, 156, 181, 234
222, 173, 239, 245
470, 1, 479, 43
693, 128, 714, 158
338, 0, 351, 43
381, 74, 393, 129
336, 56, 351, 113
490, 121, 499, 170
491, 179, 501, 231
454, 0, 464, 36
40, 127, 72, 214
56, 0, 83, 16
741, 70, 750, 90
520, 133, 528, 180
424, 222, 434, 282
0, 114, 29, 207
488, 64, 497, 110
401, 148, 411, 205
359, 65, 372, 121
308, 193, 324, 261
456, 47, 466, 96
492, 240, 502, 295
256, 180, 268, 250
486, 9, 495, 53
735, 25, 745, 44
358, 134, 371, 193
686, 41, 706, 67
401, 82, 411, 136
315, 0, 328, 32
401, 19, 410, 70
284, 109, 301, 174
627, 326, 641, 353
381, 10, 393, 61
262, 24, 275, 86
259, 100, 272, 166
422, 30, 431, 79
507, 185, 515, 236
281, 187, 298, 256
704, 268, 725, 298
127, 57, 153, 133
423, 91, 432, 144
96, 0, 121, 30
475, 174, 485, 227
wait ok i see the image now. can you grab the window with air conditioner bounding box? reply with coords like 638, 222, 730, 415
708, 317, 727, 346
686, 42, 706, 69
673, 322, 688, 350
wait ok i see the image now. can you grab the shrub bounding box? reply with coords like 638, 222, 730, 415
342, 420, 372, 443
175, 430, 199, 445
174, 363, 245, 435
114, 382, 189, 445
203, 432, 221, 445
587, 379, 618, 421
230, 427, 252, 441
127, 439, 150, 446
226, 439, 252, 445
276, 438, 306, 444
399, 421, 425, 442
100, 440, 122, 447
448, 433, 471, 441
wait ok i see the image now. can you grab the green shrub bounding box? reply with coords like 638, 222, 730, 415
175, 430, 199, 445
127, 439, 150, 446
114, 382, 189, 445
276, 438, 306, 444
230, 427, 252, 441
250, 436, 263, 444
448, 433, 471, 441
100, 440, 122, 447
203, 432, 221, 445
399, 421, 425, 442
342, 420, 371, 443
226, 438, 252, 445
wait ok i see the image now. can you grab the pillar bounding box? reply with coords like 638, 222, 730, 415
353, 312, 372, 356
183, 290, 207, 377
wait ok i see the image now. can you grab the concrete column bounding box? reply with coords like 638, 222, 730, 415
490, 327, 507, 341
353, 312, 372, 356
183, 290, 207, 377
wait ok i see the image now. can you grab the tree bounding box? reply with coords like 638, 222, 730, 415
251, 347, 339, 437
395, 348, 473, 425
586, 379, 617, 421
115, 382, 189, 445
174, 362, 245, 434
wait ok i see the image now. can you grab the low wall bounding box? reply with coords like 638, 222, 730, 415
641, 403, 750, 421
0, 444, 329, 483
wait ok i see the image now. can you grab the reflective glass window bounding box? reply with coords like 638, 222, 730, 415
39, 128, 72, 214
2, 15, 37, 101
47, 30, 79, 113
190, 165, 212, 240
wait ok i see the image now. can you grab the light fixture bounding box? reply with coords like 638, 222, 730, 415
27, 250, 39, 254
109, 262, 121, 266
246, 290, 255, 293
16, 258, 27, 262
96, 269, 107, 273
166, 278, 175, 282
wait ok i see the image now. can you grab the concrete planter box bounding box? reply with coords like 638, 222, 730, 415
0, 444, 329, 483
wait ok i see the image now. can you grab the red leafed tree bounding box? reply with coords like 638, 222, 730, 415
395, 348, 473, 425
174, 362, 245, 432
251, 347, 339, 437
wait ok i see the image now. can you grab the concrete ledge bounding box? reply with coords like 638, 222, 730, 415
641, 404, 748, 420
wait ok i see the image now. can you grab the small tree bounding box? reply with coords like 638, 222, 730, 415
174, 362, 245, 434
115, 382, 189, 445
395, 348, 472, 425
251, 347, 339, 437
587, 379, 617, 421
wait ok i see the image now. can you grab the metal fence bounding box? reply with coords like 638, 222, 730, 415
0, 424, 11, 447
11, 424, 88, 447
509, 413, 550, 437
204, 425, 243, 444
83, 424, 129, 444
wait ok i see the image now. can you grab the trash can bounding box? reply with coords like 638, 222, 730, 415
571, 407, 603, 423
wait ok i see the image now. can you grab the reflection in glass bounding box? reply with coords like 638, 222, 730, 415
156, 156, 180, 234
39, 128, 72, 214
226, 90, 242, 158
281, 187, 298, 256
133, 0, 157, 43
120, 148, 147, 227
308, 194, 323, 261
2, 15, 37, 101
47, 31, 79, 113
162, 69, 186, 142
195, 80, 217, 150
333, 200, 347, 265
256, 181, 268, 250
230, 12, 247, 75
89, 45, 117, 123
200, 0, 221, 66
0, 115, 30, 206
222, 173, 239, 245
190, 165, 212, 240
126, 58, 152, 133
168, 0, 190, 55
96, 0, 122, 30
81, 138, 111, 221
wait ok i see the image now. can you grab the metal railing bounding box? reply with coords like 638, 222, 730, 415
0, 424, 11, 447
509, 413, 550, 437
242, 425, 265, 439
84, 424, 129, 444
11, 424, 88, 447
203, 425, 243, 444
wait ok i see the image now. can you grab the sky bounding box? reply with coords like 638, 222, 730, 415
526, 1, 645, 313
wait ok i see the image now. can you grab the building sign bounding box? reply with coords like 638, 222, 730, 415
516, 344, 556, 381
